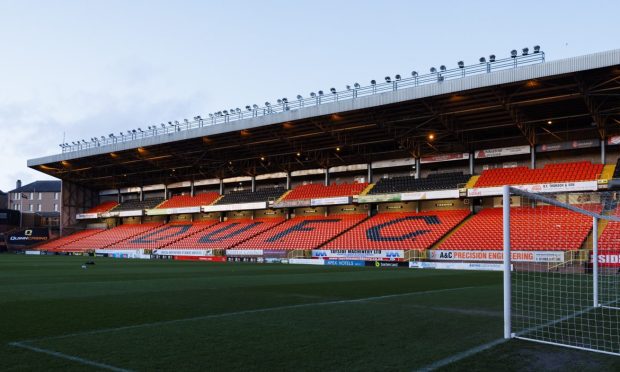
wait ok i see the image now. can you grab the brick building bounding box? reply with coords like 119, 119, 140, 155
6, 180, 61, 227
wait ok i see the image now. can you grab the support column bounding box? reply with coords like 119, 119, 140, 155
367, 164, 373, 183
286, 172, 291, 190
415, 158, 421, 179
601, 139, 606, 164
219, 179, 224, 195
164, 185, 168, 200
469, 152, 475, 175
117, 189, 121, 204
139, 187, 144, 201
190, 181, 195, 197
502, 185, 512, 340
324, 168, 330, 186
530, 145, 536, 169
251, 176, 256, 192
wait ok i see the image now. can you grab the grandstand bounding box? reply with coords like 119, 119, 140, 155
18, 48, 619, 266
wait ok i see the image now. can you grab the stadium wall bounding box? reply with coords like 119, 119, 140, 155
61, 180, 98, 232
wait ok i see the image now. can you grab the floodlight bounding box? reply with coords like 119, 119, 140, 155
174, 120, 180, 125
101, 136, 105, 141
132, 130, 137, 133
522, 47, 529, 55
282, 98, 287, 103
489, 54, 496, 62
297, 95, 303, 100
395, 74, 401, 80
265, 102, 271, 106
533, 45, 541, 53
184, 119, 189, 123
223, 110, 229, 115
411, 71, 418, 77
458, 61, 464, 68
430, 67, 437, 73
511, 49, 518, 58
440, 65, 446, 71
330, 88, 336, 94
385, 76, 391, 83
168, 121, 173, 126
277, 99, 282, 104
479, 57, 486, 63
354, 83, 360, 88
370, 80, 376, 85
318, 90, 324, 95
138, 128, 143, 132
253, 104, 259, 109
310, 92, 316, 97
246, 105, 251, 111
346, 85, 351, 90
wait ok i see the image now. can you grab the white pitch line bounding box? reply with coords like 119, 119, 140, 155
416, 338, 507, 372
15, 285, 490, 345
8, 341, 134, 372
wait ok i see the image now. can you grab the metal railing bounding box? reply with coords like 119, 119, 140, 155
60, 51, 545, 154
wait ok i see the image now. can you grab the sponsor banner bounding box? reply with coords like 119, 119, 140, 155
356, 193, 402, 204
95, 249, 150, 259
272, 199, 312, 208
227, 256, 259, 263
25, 250, 42, 255
475, 145, 530, 159
118, 210, 143, 217
467, 181, 598, 197
421, 153, 469, 164
263, 250, 289, 258
428, 250, 564, 263
536, 139, 600, 153
7, 228, 49, 246
263, 258, 284, 264
203, 202, 267, 213
153, 249, 213, 257
365, 261, 409, 268
310, 196, 351, 206
100, 211, 120, 218
591, 251, 620, 267
608, 136, 620, 146
401, 189, 460, 201
76, 213, 99, 220
288, 258, 325, 265
312, 249, 404, 260
409, 261, 505, 271
173, 256, 226, 262
226, 249, 264, 256
324, 259, 366, 267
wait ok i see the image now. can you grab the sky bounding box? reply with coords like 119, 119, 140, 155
0, 0, 617, 192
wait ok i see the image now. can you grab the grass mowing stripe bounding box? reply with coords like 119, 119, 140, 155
416, 338, 507, 372
15, 285, 489, 345
8, 342, 133, 372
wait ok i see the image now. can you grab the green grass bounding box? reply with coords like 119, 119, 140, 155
0, 255, 618, 371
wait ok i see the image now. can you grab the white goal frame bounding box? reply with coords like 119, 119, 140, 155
502, 185, 620, 356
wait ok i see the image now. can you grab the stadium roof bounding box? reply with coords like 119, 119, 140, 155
28, 49, 620, 190
8, 180, 61, 194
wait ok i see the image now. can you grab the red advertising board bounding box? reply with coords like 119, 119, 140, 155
591, 251, 620, 267
174, 256, 227, 262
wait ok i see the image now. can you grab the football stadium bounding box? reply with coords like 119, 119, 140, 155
1, 45, 619, 370
3, 0, 620, 362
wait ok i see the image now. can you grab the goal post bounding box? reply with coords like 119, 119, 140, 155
502, 185, 620, 356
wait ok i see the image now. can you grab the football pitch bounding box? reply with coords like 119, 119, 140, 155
0, 255, 618, 371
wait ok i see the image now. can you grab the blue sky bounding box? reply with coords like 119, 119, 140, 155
0, 0, 617, 191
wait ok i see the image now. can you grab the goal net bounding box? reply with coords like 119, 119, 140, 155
502, 186, 620, 356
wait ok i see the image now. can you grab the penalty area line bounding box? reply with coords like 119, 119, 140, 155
8, 341, 134, 372
416, 338, 507, 372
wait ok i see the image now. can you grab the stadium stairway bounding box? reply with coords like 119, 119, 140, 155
430, 213, 476, 249
275, 190, 292, 203
464, 175, 479, 189
600, 164, 616, 181
359, 184, 375, 196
